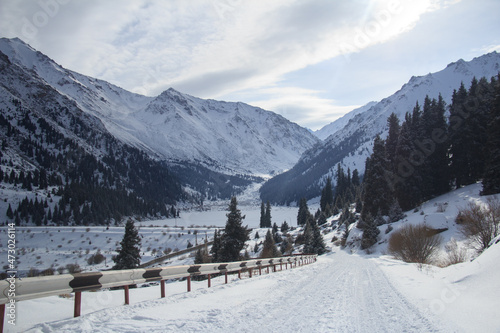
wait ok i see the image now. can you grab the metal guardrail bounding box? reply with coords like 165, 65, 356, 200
0, 254, 317, 332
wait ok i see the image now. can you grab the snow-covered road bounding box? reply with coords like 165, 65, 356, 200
27, 251, 446, 333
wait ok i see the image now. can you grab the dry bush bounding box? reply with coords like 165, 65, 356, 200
442, 239, 467, 266
388, 223, 442, 264
456, 197, 500, 252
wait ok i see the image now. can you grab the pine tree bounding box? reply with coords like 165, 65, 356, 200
360, 213, 380, 250
259, 202, 266, 228
320, 177, 333, 214
394, 112, 422, 211
113, 219, 141, 270
297, 198, 311, 226
219, 197, 249, 262
361, 135, 393, 220
482, 75, 500, 195
303, 218, 326, 255
210, 229, 221, 262
6, 204, 13, 219
265, 201, 272, 228
260, 229, 280, 258
385, 112, 400, 172
449, 82, 472, 187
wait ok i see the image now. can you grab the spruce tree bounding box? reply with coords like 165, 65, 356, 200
265, 201, 272, 228
219, 197, 249, 262
297, 198, 310, 226
361, 135, 393, 220
360, 213, 380, 250
320, 177, 333, 213
113, 219, 141, 270
259, 202, 266, 228
482, 75, 500, 195
210, 229, 221, 262
260, 229, 280, 258
385, 112, 400, 172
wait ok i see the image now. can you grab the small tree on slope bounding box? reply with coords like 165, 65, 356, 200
113, 219, 141, 270
219, 197, 250, 262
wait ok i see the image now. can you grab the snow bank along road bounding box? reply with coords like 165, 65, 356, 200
25, 250, 449, 333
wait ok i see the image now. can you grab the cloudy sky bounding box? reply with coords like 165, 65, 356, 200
1, 0, 499, 130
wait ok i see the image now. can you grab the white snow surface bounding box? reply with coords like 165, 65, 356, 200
4, 184, 500, 332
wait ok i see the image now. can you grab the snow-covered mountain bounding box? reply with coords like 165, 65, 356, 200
261, 51, 500, 204
0, 38, 319, 176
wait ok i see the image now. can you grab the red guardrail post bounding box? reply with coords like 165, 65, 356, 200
187, 276, 191, 292
160, 280, 165, 298
1, 303, 5, 333
124, 285, 130, 305
74, 291, 81, 317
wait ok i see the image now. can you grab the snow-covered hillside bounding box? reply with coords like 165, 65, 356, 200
261, 52, 500, 203
6, 184, 500, 332
0, 38, 319, 176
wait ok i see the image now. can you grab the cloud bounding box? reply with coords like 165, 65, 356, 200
245, 87, 360, 130
0, 0, 468, 128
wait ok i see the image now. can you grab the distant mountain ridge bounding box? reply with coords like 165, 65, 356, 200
261, 51, 500, 204
0, 38, 319, 177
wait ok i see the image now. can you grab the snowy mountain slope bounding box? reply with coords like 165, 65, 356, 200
261, 52, 500, 203
314, 101, 377, 140
0, 38, 319, 176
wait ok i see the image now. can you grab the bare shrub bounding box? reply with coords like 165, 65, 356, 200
388, 223, 442, 264
456, 197, 500, 252
443, 239, 467, 266
87, 251, 106, 265
66, 263, 82, 274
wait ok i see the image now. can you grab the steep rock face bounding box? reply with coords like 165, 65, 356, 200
0, 38, 319, 176
261, 52, 500, 204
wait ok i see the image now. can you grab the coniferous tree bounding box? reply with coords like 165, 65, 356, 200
361, 135, 393, 220
6, 204, 13, 219
219, 197, 249, 262
260, 229, 280, 258
113, 219, 141, 270
385, 112, 401, 172
482, 75, 500, 195
259, 202, 266, 228
360, 213, 380, 250
265, 201, 272, 228
449, 82, 472, 187
297, 198, 311, 226
394, 112, 422, 211
210, 229, 221, 262
320, 177, 333, 214
420, 95, 450, 199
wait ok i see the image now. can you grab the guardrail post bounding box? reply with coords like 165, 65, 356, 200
1, 303, 5, 333
124, 285, 130, 305
187, 276, 192, 292
208, 274, 211, 288
225, 272, 228, 284
249, 269, 252, 278
238, 270, 241, 279
160, 280, 165, 298
74, 291, 81, 317
259, 267, 262, 275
